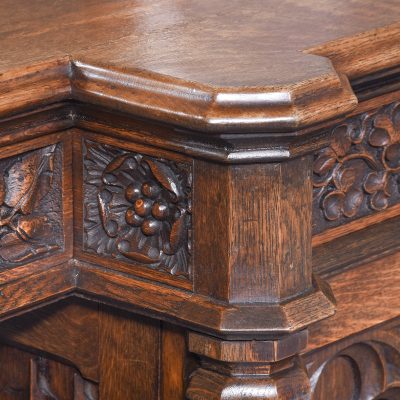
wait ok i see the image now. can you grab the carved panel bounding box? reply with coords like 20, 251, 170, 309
0, 144, 64, 266
313, 102, 400, 233
74, 374, 99, 400
31, 356, 98, 399
0, 344, 98, 400
83, 140, 192, 278
305, 323, 400, 400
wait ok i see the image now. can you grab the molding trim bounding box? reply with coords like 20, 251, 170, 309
0, 57, 357, 135
0, 260, 336, 340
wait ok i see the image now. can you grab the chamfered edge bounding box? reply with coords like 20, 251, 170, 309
0, 55, 358, 135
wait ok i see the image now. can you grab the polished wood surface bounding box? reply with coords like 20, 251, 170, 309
0, 1, 400, 399
2, 0, 400, 84
1, 0, 400, 132
305, 318, 400, 399
0, 299, 189, 399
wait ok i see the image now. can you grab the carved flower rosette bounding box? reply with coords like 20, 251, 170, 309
83, 140, 192, 278
313, 102, 400, 232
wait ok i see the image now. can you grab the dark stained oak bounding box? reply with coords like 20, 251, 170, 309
304, 318, 400, 400
0, 1, 400, 399
1, 0, 400, 133
308, 250, 400, 352
0, 342, 98, 399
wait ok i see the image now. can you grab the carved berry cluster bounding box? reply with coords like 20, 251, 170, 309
313, 102, 400, 230
84, 141, 192, 277
125, 181, 178, 236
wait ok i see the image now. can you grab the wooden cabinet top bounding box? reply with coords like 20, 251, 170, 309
2, 0, 400, 132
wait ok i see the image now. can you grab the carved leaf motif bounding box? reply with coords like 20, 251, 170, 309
331, 126, 352, 157
313, 101, 400, 232
0, 144, 62, 267
103, 154, 132, 174
4, 146, 55, 215
313, 152, 336, 176
0, 232, 31, 262
364, 172, 386, 194
83, 141, 192, 278
371, 191, 389, 210
97, 190, 119, 237
343, 189, 363, 218
322, 192, 345, 221
4, 153, 38, 208
117, 240, 161, 263
165, 213, 187, 255
143, 158, 182, 199
333, 167, 356, 192
385, 144, 400, 169
369, 128, 390, 147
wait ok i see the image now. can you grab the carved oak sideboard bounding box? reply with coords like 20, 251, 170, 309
1, 1, 400, 399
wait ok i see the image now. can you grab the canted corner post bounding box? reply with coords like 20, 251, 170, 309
187, 155, 335, 399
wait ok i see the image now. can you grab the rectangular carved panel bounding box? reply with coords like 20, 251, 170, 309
82, 139, 192, 279
0, 144, 64, 267
313, 101, 400, 234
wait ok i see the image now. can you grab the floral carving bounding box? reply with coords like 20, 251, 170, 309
0, 144, 63, 266
83, 140, 192, 278
313, 102, 400, 232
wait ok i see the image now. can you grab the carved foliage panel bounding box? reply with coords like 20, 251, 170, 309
313, 102, 400, 233
0, 144, 64, 267
83, 140, 192, 278
305, 324, 400, 400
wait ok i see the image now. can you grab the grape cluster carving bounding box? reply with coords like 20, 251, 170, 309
83, 140, 192, 278
313, 102, 400, 230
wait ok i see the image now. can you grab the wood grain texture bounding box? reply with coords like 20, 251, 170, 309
2, 2, 400, 398
0, 300, 190, 399
0, 298, 99, 382
98, 306, 160, 399
187, 359, 311, 400
188, 330, 308, 363
160, 325, 187, 400
308, 250, 400, 351
1, 1, 400, 132
75, 257, 335, 338
304, 318, 400, 400
312, 202, 400, 246
0, 341, 98, 400
194, 156, 313, 303
313, 216, 400, 277
0, 344, 30, 399
0, 263, 75, 321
